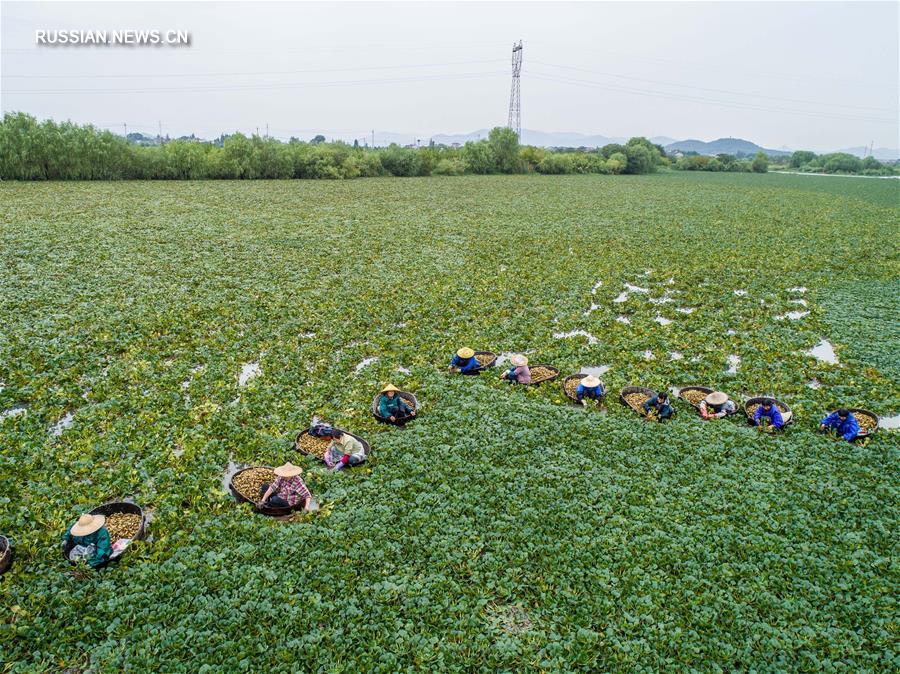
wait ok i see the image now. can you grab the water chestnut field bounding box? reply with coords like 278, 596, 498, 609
1, 172, 898, 672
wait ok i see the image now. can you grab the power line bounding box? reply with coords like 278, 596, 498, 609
529, 59, 899, 114
5, 58, 508, 80
527, 71, 897, 125
3, 70, 507, 95
524, 40, 899, 91
1, 40, 509, 56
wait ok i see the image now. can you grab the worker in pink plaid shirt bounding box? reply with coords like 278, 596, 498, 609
257, 463, 312, 510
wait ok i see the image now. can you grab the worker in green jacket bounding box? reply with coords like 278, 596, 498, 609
63, 513, 113, 569
377, 384, 416, 425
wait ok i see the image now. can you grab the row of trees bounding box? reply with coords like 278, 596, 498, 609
787, 150, 895, 176
5, 113, 895, 181
1, 113, 669, 180
673, 152, 769, 173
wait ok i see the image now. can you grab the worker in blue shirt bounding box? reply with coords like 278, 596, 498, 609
753, 399, 785, 430
575, 375, 604, 405
449, 347, 481, 374
819, 409, 860, 442
642, 390, 674, 420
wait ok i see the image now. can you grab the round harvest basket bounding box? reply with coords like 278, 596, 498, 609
372, 391, 418, 425
230, 466, 307, 517
0, 536, 11, 575
62, 501, 147, 568
678, 385, 739, 417
563, 374, 606, 405
825, 408, 880, 439
520, 364, 560, 385
744, 396, 794, 428
295, 428, 371, 464
620, 386, 658, 418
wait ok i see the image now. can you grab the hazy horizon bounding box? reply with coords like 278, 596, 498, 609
2, 1, 898, 152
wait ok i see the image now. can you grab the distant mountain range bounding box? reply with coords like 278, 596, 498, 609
665, 138, 898, 161
427, 130, 896, 160
430, 128, 675, 148
665, 137, 790, 158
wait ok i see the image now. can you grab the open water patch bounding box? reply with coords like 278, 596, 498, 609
726, 354, 741, 374
553, 330, 599, 346
1, 406, 27, 422
354, 357, 378, 373
50, 412, 74, 437
879, 414, 900, 430
221, 457, 246, 493
806, 339, 839, 364
776, 310, 810, 321
238, 363, 261, 386
579, 365, 610, 377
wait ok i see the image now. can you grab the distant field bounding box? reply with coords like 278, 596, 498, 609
1, 173, 898, 671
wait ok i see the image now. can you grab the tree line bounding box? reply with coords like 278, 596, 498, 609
672, 152, 770, 173
674, 149, 897, 176
1, 113, 668, 180
785, 150, 896, 176
7, 112, 890, 180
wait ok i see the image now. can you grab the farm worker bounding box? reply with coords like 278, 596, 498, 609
700, 391, 736, 419
576, 375, 604, 405
753, 399, 785, 429
501, 355, 532, 384
325, 428, 366, 471
378, 384, 416, 423
642, 391, 674, 420
258, 463, 312, 510
819, 409, 860, 442
63, 513, 113, 568
449, 347, 481, 373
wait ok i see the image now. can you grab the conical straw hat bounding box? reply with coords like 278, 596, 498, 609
274, 462, 303, 478
706, 391, 728, 406
71, 513, 106, 536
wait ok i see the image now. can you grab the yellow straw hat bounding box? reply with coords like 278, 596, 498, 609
71, 513, 106, 536
457, 347, 475, 359
273, 462, 303, 478
706, 391, 728, 406
511, 355, 528, 367
582, 375, 601, 388
381, 384, 401, 393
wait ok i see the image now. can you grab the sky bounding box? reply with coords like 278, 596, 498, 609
1, 1, 898, 151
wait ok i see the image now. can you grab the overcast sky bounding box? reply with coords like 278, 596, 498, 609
2, 1, 898, 150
